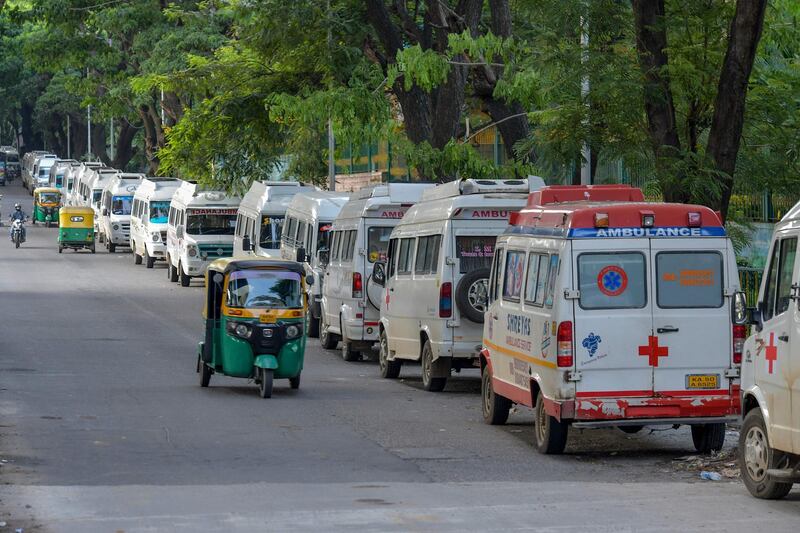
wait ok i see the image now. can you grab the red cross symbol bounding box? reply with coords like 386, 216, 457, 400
638, 335, 669, 367
765, 332, 778, 374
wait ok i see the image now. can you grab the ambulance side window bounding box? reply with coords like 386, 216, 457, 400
502, 250, 526, 302
764, 237, 798, 320
387, 238, 398, 278
545, 255, 560, 308
489, 247, 504, 304
763, 244, 780, 321
525, 254, 550, 307
397, 238, 415, 275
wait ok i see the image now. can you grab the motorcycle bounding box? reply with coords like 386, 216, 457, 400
11, 218, 25, 248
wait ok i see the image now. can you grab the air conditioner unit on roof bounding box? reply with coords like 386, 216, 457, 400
421, 177, 544, 202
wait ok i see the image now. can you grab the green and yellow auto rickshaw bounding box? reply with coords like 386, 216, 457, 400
32, 187, 61, 227
197, 256, 310, 398
58, 206, 96, 253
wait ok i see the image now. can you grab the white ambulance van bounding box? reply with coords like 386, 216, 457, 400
62, 161, 84, 200
319, 183, 435, 360
480, 185, 745, 455
166, 181, 241, 287
86, 168, 119, 233
48, 159, 77, 191
99, 173, 144, 252
70, 162, 104, 206
234, 181, 307, 258
739, 200, 800, 499
373, 178, 545, 391
130, 177, 181, 268
280, 190, 350, 337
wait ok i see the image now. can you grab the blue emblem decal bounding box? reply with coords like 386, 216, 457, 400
582, 332, 602, 357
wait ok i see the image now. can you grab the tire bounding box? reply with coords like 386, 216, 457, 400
421, 340, 447, 392
145, 249, 155, 269
320, 320, 339, 350
134, 246, 142, 265
481, 363, 511, 425
200, 362, 212, 388
455, 268, 491, 324
108, 242, 116, 253
15, 237, 19, 249
534, 389, 568, 454
740, 409, 793, 499
258, 368, 273, 398
691, 423, 726, 454
289, 374, 301, 390
179, 263, 191, 287
168, 258, 179, 282
90, 244, 96, 254
307, 313, 320, 338
58, 245, 63, 254
378, 330, 401, 379
341, 320, 360, 362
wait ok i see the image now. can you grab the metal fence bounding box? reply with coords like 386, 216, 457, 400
738, 267, 762, 308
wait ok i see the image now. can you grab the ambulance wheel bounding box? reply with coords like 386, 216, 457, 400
341, 320, 361, 362
179, 263, 191, 287
145, 249, 155, 268
289, 374, 301, 390
740, 409, 793, 499
534, 390, 568, 454
200, 362, 211, 388
456, 268, 491, 323
379, 330, 401, 379
421, 340, 447, 392
481, 363, 510, 425
168, 259, 179, 282
320, 322, 338, 350
134, 248, 142, 265
691, 423, 726, 454
258, 368, 273, 398
307, 314, 320, 338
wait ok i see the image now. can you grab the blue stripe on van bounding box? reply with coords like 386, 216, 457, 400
568, 227, 727, 238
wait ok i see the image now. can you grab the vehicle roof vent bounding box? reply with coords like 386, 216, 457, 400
422, 177, 544, 202
527, 185, 644, 207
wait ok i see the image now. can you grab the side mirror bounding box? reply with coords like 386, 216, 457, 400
102, 208, 108, 217
296, 247, 308, 263
318, 248, 329, 267
176, 226, 184, 239
748, 307, 763, 332
306, 274, 314, 286
372, 261, 386, 287
242, 235, 253, 252
732, 292, 747, 325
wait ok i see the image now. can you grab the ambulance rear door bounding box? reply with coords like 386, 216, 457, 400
572, 238, 654, 398
649, 238, 731, 398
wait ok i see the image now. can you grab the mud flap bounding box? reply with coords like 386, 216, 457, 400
431, 356, 452, 378
254, 354, 279, 370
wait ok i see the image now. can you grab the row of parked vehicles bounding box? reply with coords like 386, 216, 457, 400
29, 147, 798, 499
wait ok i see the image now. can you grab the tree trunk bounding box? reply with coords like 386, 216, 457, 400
706, 0, 768, 221
111, 120, 139, 170
631, 0, 686, 202
20, 103, 42, 153
91, 121, 108, 164
138, 105, 160, 174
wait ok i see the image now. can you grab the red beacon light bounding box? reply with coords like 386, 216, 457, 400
641, 211, 655, 228
687, 212, 702, 227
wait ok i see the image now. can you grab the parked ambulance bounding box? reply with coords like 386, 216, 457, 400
70, 162, 104, 206
99, 173, 145, 252
166, 181, 241, 287
280, 190, 350, 337
48, 159, 77, 190
319, 182, 435, 360
480, 185, 745, 455
373, 177, 545, 391
86, 167, 120, 234
61, 161, 84, 199
234, 181, 307, 257
739, 200, 800, 499
130, 177, 182, 268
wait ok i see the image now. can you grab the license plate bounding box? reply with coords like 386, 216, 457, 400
686, 374, 720, 389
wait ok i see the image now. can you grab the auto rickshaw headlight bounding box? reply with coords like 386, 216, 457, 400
235, 324, 252, 338
285, 324, 302, 339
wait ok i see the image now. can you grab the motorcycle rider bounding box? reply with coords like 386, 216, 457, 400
9, 203, 27, 241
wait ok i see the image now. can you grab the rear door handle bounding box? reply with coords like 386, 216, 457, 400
657, 326, 679, 334
779, 334, 789, 342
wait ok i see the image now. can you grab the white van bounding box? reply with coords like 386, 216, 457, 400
99, 173, 145, 252
31, 154, 58, 192
22, 152, 55, 191
480, 184, 746, 455
70, 162, 104, 206
319, 183, 435, 360
166, 181, 241, 287
48, 159, 77, 191
280, 190, 350, 337
85, 168, 119, 232
60, 161, 83, 199
234, 181, 307, 257
374, 178, 545, 391
130, 177, 182, 268
739, 200, 800, 499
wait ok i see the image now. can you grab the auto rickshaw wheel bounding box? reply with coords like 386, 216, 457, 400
90, 244, 96, 254
58, 245, 62, 254
289, 373, 300, 390
258, 368, 273, 398
200, 361, 212, 388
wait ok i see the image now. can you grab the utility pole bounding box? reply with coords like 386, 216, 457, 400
109, 117, 114, 162
326, 0, 336, 191
87, 105, 92, 159
67, 115, 71, 159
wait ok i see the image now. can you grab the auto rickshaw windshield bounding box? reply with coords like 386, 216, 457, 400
226, 270, 303, 309
39, 192, 60, 204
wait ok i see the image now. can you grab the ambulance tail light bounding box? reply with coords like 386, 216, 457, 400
352, 272, 363, 299
732, 324, 745, 364
594, 213, 609, 228
687, 212, 702, 227
439, 282, 453, 318
557, 321, 573, 368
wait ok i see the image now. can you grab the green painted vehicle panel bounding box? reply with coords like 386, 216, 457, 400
58, 227, 93, 244
212, 316, 305, 379
33, 205, 59, 222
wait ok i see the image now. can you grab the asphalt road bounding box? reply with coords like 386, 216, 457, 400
0, 182, 798, 532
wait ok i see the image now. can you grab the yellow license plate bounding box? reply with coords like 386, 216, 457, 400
686, 374, 720, 389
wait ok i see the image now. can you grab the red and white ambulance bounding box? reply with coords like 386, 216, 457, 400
481, 185, 746, 454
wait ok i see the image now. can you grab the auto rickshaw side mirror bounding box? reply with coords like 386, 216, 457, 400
296, 247, 308, 263
372, 261, 386, 287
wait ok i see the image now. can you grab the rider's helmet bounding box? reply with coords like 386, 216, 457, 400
14, 203, 21, 211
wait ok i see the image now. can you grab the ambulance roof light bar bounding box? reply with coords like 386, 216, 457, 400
528, 185, 645, 207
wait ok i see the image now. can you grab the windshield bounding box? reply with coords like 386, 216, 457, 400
260, 215, 285, 249
226, 270, 302, 309
187, 214, 237, 236
92, 190, 102, 204
367, 226, 392, 263
55, 174, 64, 187
112, 195, 133, 215
150, 201, 170, 223
39, 192, 60, 204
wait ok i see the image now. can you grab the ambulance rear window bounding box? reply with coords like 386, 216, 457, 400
656, 252, 723, 308
578, 253, 647, 309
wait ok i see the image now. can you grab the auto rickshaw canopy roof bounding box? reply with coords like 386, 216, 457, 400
33, 187, 61, 196
207, 256, 306, 277
58, 206, 95, 228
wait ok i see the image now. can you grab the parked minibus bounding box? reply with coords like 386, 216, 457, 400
131, 177, 182, 268
48, 159, 77, 190
70, 162, 104, 206
234, 181, 308, 257
99, 173, 145, 252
